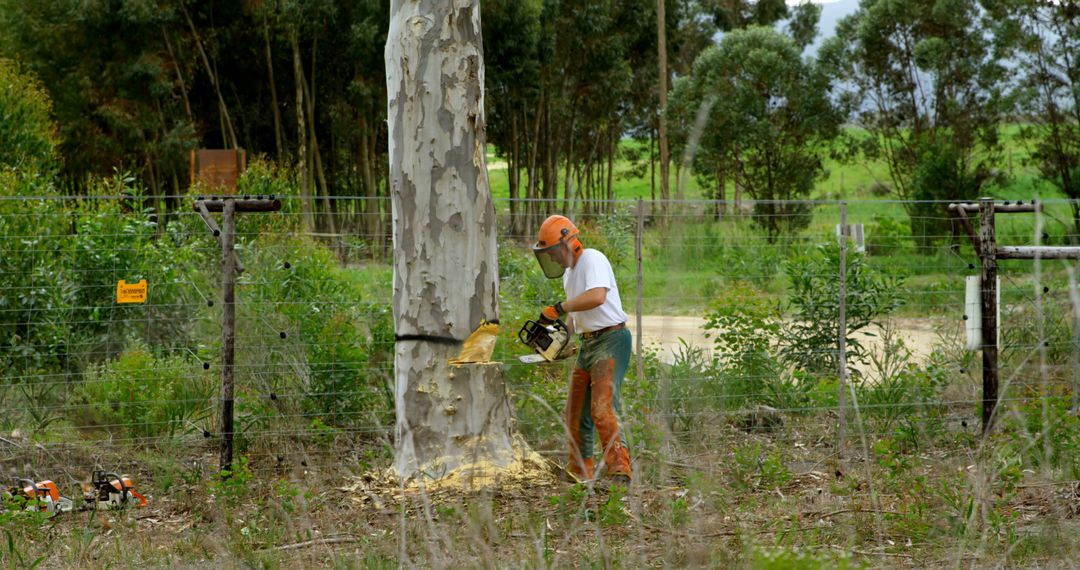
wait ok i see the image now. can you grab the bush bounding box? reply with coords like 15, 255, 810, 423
0, 184, 73, 384
908, 139, 988, 249
779, 244, 904, 378
867, 213, 910, 256
73, 339, 214, 441
0, 59, 58, 174
703, 281, 781, 410
67, 173, 208, 367
242, 236, 394, 428
868, 181, 892, 196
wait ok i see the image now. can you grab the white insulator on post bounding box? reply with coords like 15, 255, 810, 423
966, 275, 981, 351
965, 275, 1000, 351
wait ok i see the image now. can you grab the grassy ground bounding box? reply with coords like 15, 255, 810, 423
9, 396, 1080, 568
3, 129, 1078, 568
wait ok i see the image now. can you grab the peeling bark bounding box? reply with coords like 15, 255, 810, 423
385, 0, 509, 481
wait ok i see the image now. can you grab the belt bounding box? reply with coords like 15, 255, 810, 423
580, 322, 625, 340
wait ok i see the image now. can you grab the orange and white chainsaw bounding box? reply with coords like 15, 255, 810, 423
85, 470, 148, 510
517, 319, 574, 364
4, 478, 75, 516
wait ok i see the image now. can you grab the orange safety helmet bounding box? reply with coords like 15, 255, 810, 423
533, 215, 583, 278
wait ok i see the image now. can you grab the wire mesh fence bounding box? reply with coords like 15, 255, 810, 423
1, 194, 1079, 489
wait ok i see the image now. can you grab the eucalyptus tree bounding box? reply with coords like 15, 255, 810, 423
989, 0, 1080, 233
385, 0, 511, 480
819, 0, 1010, 246
668, 26, 842, 241
483, 0, 543, 236
0, 0, 198, 193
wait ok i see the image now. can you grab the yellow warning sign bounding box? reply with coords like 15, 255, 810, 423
117, 279, 148, 304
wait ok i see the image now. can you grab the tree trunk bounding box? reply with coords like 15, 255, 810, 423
301, 59, 339, 242
650, 127, 656, 203
184, 7, 237, 149
265, 20, 284, 159
162, 29, 193, 126
607, 123, 615, 211
526, 88, 544, 236
562, 108, 577, 214
359, 113, 377, 241
292, 31, 315, 234
386, 0, 514, 481
509, 110, 520, 237
716, 167, 726, 218
657, 0, 671, 210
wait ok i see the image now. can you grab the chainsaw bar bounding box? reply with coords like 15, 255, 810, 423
517, 353, 573, 364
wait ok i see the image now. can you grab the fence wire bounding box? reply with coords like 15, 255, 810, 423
0, 195, 1078, 484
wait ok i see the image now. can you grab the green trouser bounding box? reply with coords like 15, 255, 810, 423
565, 327, 632, 479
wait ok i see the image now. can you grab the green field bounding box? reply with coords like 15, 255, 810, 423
485, 125, 1053, 204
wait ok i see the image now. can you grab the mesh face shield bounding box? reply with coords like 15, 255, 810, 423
533, 243, 567, 279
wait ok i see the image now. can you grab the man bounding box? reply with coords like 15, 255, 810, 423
532, 215, 632, 485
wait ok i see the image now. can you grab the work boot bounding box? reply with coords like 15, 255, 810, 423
608, 472, 631, 486
593, 470, 631, 493
565, 457, 594, 484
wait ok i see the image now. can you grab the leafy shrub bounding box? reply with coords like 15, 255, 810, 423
1011, 390, 1080, 479
866, 213, 910, 255
779, 244, 904, 378
868, 181, 892, 196
234, 159, 301, 235
665, 340, 718, 432
67, 174, 208, 367
0, 188, 73, 390
704, 281, 781, 406
242, 236, 394, 428
908, 138, 991, 249
700, 280, 837, 412
752, 200, 814, 243
73, 339, 214, 441
857, 324, 950, 436
582, 212, 634, 271
0, 59, 58, 173
208, 456, 254, 508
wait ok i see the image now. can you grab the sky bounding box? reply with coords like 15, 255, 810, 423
804, 0, 861, 53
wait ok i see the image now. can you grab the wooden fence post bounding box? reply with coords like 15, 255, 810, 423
219, 199, 237, 471
979, 197, 999, 433
193, 196, 282, 473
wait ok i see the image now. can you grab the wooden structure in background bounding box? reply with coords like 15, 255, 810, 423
190, 149, 247, 193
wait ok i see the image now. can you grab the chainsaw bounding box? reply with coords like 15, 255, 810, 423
85, 471, 148, 510
4, 478, 74, 516
517, 319, 573, 364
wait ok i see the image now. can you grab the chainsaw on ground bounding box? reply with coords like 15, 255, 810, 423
517, 319, 574, 364
85, 470, 148, 510
3, 478, 75, 516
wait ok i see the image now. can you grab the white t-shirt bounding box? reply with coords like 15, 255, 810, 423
562, 249, 628, 333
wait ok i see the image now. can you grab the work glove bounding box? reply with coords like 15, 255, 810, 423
539, 302, 564, 325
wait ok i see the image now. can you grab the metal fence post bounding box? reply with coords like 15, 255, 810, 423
837, 202, 848, 458
636, 198, 644, 386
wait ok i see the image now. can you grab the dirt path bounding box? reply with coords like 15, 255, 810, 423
629, 315, 944, 368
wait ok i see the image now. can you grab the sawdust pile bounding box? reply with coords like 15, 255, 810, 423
341, 437, 558, 506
